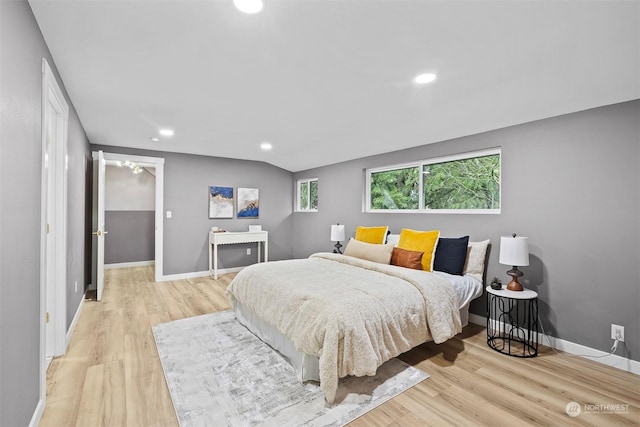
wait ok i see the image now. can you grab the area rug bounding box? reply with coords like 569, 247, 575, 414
152, 311, 429, 427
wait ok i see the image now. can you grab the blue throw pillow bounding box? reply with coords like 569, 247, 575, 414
434, 236, 469, 276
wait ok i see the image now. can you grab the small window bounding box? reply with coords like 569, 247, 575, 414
297, 178, 318, 211
366, 148, 501, 213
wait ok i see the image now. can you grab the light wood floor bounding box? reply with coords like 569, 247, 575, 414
40, 266, 639, 426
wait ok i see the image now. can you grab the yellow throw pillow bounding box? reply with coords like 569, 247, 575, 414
355, 226, 389, 244
397, 228, 440, 271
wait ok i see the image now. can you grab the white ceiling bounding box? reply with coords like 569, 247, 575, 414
29, 0, 639, 172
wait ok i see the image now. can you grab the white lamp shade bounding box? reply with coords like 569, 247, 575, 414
499, 235, 530, 266
330, 224, 345, 242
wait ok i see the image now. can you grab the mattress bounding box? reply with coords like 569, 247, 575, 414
234, 272, 482, 383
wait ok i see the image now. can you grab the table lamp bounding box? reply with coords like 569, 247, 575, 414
499, 233, 530, 291
330, 223, 345, 254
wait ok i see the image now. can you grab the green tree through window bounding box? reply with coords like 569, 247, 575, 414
297, 178, 318, 211
310, 180, 318, 210
423, 154, 500, 209
367, 149, 500, 212
370, 167, 419, 209
300, 181, 309, 209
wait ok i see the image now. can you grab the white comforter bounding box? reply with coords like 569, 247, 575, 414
226, 252, 462, 403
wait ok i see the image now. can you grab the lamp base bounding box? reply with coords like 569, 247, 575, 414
506, 266, 524, 291
333, 242, 343, 254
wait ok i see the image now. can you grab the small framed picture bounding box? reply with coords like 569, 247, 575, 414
237, 188, 259, 218
208, 186, 234, 219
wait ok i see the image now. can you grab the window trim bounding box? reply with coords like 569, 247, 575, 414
365, 148, 501, 214
296, 177, 318, 212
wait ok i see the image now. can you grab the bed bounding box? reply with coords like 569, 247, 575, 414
226, 238, 486, 403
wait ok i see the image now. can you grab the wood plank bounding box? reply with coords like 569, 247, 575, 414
75, 364, 105, 427
103, 360, 126, 427
349, 398, 409, 427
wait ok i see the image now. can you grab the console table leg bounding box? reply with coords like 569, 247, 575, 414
208, 240, 213, 277
213, 244, 218, 280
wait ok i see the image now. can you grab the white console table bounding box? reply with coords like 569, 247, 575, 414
209, 231, 269, 279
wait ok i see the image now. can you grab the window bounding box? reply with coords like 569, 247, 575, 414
297, 178, 318, 211
369, 166, 420, 210
366, 148, 501, 213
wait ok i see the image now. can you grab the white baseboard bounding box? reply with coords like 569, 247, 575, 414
65, 293, 85, 350
468, 313, 639, 376
28, 396, 46, 427
31, 295, 87, 427
159, 266, 244, 282
102, 262, 242, 282
105, 260, 155, 269
468, 313, 487, 327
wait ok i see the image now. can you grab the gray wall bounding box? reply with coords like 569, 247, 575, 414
92, 146, 294, 275
105, 165, 155, 264
105, 211, 155, 264
105, 164, 155, 210
0, 1, 91, 425
293, 100, 640, 362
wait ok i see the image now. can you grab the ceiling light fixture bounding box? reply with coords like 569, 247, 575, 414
118, 160, 144, 174
260, 142, 272, 151
414, 73, 437, 84
159, 129, 174, 137
150, 137, 160, 142
234, 0, 263, 14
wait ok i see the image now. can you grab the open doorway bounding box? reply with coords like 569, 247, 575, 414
90, 152, 165, 299
104, 161, 156, 269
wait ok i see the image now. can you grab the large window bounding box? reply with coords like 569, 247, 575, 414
366, 148, 501, 213
296, 178, 318, 211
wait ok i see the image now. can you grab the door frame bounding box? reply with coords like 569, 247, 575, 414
93, 152, 165, 282
38, 58, 69, 420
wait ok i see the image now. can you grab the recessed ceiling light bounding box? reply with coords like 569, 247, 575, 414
150, 137, 160, 142
159, 129, 174, 137
234, 0, 263, 14
260, 142, 272, 151
414, 73, 437, 84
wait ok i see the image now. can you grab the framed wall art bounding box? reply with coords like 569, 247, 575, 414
208, 186, 234, 218
237, 187, 259, 218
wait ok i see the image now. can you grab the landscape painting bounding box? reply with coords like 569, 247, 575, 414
237, 188, 259, 218
209, 186, 234, 218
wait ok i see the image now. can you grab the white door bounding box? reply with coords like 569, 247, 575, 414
43, 63, 68, 362
39, 58, 70, 411
44, 100, 56, 363
91, 150, 107, 301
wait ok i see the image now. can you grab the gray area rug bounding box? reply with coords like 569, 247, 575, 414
152, 310, 429, 427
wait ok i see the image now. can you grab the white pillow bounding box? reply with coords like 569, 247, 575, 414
343, 238, 394, 264
386, 233, 400, 246
463, 240, 490, 283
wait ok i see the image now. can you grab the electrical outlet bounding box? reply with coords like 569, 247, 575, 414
611, 324, 625, 342
247, 248, 251, 255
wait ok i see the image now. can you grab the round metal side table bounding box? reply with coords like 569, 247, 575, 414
486, 285, 538, 357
